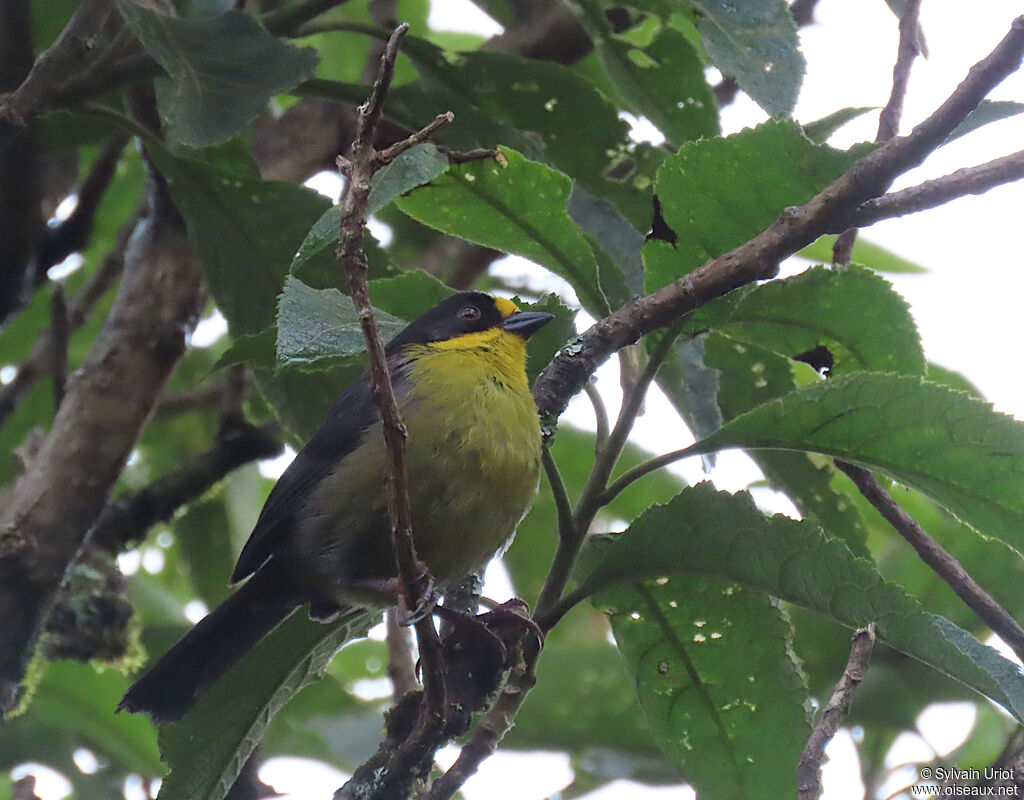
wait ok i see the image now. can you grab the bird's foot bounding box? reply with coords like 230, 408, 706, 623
393, 563, 438, 626
435, 597, 544, 665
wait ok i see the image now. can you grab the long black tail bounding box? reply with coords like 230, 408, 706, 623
118, 569, 297, 724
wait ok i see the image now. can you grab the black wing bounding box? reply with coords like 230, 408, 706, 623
230, 374, 379, 584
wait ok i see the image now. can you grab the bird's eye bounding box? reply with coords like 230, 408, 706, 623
458, 305, 481, 321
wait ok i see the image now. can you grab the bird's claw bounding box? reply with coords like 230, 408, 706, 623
396, 566, 437, 626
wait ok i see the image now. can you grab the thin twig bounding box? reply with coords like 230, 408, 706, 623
851, 148, 1024, 226
89, 421, 282, 553
601, 446, 691, 507
333, 23, 456, 800
535, 325, 680, 617
798, 623, 876, 800
833, 0, 922, 264
878, 0, 923, 141
542, 446, 575, 545
423, 643, 541, 800
49, 283, 68, 414
572, 325, 682, 533
584, 380, 609, 457
385, 608, 418, 703
377, 112, 453, 164
835, 461, 1024, 663
35, 133, 130, 285
337, 20, 430, 643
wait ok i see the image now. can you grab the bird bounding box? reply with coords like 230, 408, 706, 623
118, 291, 553, 723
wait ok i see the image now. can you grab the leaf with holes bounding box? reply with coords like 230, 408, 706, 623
644, 121, 874, 292
701, 332, 870, 556
690, 264, 925, 376
150, 147, 330, 335
597, 577, 809, 799
578, 484, 1024, 723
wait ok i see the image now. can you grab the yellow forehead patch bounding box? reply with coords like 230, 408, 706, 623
493, 296, 520, 319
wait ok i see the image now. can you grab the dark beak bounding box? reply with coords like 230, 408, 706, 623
501, 311, 554, 339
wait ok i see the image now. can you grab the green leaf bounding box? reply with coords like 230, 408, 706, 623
691, 0, 805, 118
946, 99, 1024, 143
926, 362, 983, 398
701, 332, 870, 556
395, 147, 609, 314
598, 577, 809, 799
254, 360, 366, 443
366, 269, 454, 320
157, 609, 374, 800
687, 373, 1024, 557
802, 107, 876, 143
655, 336, 723, 446
212, 328, 278, 371
0, 662, 161, 776
645, 121, 873, 291
577, 484, 1024, 722
520, 293, 577, 383
289, 205, 341, 279
504, 643, 663, 758
426, 50, 644, 225
796, 234, 927, 273
150, 147, 331, 335
691, 264, 925, 376
118, 4, 319, 146
568, 185, 644, 301
505, 424, 682, 605
287, 146, 449, 278
276, 276, 406, 367
368, 143, 450, 214
173, 499, 236, 607
574, 2, 719, 145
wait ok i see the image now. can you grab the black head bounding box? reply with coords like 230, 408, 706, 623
386, 292, 553, 353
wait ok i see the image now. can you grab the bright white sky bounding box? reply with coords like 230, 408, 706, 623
16, 1, 1024, 799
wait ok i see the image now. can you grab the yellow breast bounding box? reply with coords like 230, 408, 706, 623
401, 329, 542, 579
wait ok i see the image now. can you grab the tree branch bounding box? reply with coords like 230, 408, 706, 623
835, 461, 1024, 663
531, 15, 1024, 427
797, 623, 876, 800
0, 0, 114, 124
89, 421, 282, 553
850, 148, 1024, 226
0, 103, 202, 715
422, 642, 541, 800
